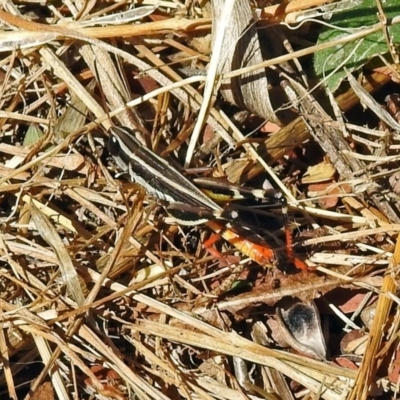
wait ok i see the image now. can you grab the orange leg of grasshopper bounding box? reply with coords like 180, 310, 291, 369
284, 224, 308, 271
281, 208, 308, 271
203, 232, 232, 266
206, 220, 275, 267
205, 220, 308, 271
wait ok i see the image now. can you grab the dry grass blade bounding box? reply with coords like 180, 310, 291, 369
185, 0, 236, 167
30, 201, 86, 306
348, 236, 399, 400
31, 335, 69, 400
0, 327, 16, 400
86, 189, 146, 305
133, 319, 354, 399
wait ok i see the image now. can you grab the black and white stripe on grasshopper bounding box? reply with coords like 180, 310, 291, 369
108, 126, 224, 225
192, 177, 287, 206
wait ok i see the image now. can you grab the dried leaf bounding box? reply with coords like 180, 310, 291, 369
31, 381, 55, 400
0, 31, 58, 52
211, 0, 277, 121
307, 183, 340, 209
276, 301, 327, 360
302, 162, 336, 184
76, 4, 159, 27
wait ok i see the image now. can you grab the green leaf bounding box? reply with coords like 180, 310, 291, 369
23, 124, 44, 146
228, 279, 252, 292
314, 0, 400, 92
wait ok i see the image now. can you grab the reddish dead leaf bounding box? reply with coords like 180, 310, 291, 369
90, 364, 119, 380
307, 182, 342, 209
338, 293, 369, 314
101, 385, 126, 400
202, 124, 216, 144
260, 120, 281, 134
388, 350, 400, 383
334, 356, 359, 370
85, 365, 125, 400
371, 66, 400, 83
133, 74, 159, 94
31, 381, 54, 400
148, 11, 170, 22
340, 329, 365, 355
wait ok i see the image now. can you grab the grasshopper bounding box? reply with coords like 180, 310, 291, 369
108, 126, 307, 271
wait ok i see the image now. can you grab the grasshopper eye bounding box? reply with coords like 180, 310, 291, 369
108, 135, 121, 156
264, 189, 287, 207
